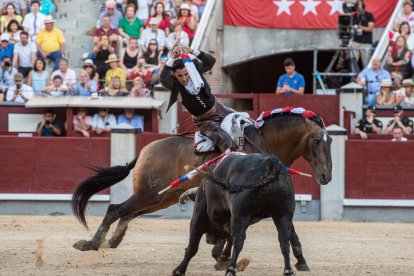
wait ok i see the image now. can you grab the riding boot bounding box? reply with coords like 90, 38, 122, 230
198, 120, 236, 152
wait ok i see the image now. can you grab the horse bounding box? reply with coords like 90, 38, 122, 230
72, 111, 332, 270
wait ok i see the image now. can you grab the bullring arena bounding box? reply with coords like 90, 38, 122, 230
1, 216, 414, 275
2, 0, 414, 276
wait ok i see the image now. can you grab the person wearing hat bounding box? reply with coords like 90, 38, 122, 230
83, 59, 99, 83
160, 45, 236, 152
36, 15, 64, 71
5, 72, 34, 103
0, 33, 14, 62
139, 16, 166, 51
384, 104, 414, 134
118, 4, 144, 46
356, 57, 391, 106
104, 53, 126, 88
22, 1, 46, 43
177, 2, 197, 41
354, 105, 382, 139
376, 79, 396, 106
400, 78, 414, 106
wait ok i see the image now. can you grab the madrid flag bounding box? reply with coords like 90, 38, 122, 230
224, 0, 398, 29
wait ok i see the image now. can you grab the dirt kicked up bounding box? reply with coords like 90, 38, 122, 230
0, 215, 413, 276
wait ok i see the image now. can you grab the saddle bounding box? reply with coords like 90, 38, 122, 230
194, 112, 253, 153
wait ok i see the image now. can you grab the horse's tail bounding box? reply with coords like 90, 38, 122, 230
71, 156, 138, 229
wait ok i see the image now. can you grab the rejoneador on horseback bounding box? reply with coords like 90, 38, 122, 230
160, 45, 237, 152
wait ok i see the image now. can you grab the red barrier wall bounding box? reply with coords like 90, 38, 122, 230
0, 136, 110, 194
345, 140, 414, 199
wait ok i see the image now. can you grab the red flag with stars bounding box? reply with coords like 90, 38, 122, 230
224, 0, 398, 29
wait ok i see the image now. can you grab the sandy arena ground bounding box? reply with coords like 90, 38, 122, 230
0, 215, 413, 276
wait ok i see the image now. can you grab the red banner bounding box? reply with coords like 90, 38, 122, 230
224, 0, 398, 29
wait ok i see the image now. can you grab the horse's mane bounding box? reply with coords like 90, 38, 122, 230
255, 107, 325, 129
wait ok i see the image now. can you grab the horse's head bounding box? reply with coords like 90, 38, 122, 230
302, 118, 332, 185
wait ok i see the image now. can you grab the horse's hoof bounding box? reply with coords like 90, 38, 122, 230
215, 258, 229, 271
225, 266, 237, 276
236, 258, 250, 271
172, 269, 185, 276
72, 240, 97, 251
295, 262, 310, 271
284, 269, 295, 275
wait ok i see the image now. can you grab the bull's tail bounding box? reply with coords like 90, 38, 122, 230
71, 156, 138, 229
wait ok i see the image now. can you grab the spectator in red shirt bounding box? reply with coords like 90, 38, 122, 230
146, 2, 171, 36
177, 3, 197, 42
94, 15, 120, 51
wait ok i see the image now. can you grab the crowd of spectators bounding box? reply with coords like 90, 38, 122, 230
0, 0, 206, 135
357, 1, 414, 108
0, 0, 205, 103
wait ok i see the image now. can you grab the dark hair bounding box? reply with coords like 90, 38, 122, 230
20, 30, 29, 37
6, 19, 21, 33
399, 22, 411, 35
283, 58, 295, 67
5, 3, 16, 14
33, 58, 46, 71
53, 75, 63, 82
172, 59, 185, 72
143, 39, 160, 65
44, 109, 55, 115
152, 2, 167, 19
31, 1, 40, 6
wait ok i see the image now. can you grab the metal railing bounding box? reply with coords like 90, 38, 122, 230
369, 0, 404, 67
191, 0, 217, 50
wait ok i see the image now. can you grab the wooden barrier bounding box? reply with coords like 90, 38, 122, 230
0, 136, 110, 194
345, 140, 414, 200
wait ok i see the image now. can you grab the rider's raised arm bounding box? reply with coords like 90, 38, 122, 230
192, 50, 216, 74
160, 57, 175, 91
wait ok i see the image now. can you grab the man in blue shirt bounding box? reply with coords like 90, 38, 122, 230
117, 108, 144, 131
356, 57, 391, 106
276, 58, 305, 95
0, 33, 14, 62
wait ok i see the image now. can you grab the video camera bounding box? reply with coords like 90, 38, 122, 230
342, 1, 357, 13
337, 1, 359, 46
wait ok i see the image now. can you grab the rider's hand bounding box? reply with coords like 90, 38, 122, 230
171, 46, 181, 59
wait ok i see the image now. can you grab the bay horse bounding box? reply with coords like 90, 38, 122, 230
72, 111, 332, 270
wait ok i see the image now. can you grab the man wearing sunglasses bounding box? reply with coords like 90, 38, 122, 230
275, 58, 305, 95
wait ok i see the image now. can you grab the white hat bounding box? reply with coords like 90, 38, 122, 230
149, 17, 160, 25
44, 15, 56, 24
83, 59, 96, 69
380, 79, 393, 88
0, 33, 9, 42
179, 3, 191, 10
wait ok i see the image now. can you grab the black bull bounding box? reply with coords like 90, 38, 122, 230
173, 153, 306, 276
